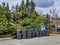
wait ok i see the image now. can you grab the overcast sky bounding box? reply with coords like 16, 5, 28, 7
0, 0, 60, 16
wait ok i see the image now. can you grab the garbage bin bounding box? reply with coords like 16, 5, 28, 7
32, 28, 37, 37
22, 30, 27, 39
35, 30, 40, 37
12, 32, 17, 39
27, 30, 32, 38
12, 35, 17, 39
17, 30, 22, 39
39, 30, 43, 36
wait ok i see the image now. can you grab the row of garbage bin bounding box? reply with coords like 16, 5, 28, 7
12, 28, 49, 39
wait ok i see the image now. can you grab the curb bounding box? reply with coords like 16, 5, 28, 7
0, 37, 12, 41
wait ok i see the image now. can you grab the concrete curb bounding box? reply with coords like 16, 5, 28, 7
0, 37, 12, 41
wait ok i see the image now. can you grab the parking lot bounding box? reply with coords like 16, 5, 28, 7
0, 36, 60, 45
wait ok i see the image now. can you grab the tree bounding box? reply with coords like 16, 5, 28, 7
44, 14, 50, 29
20, 0, 25, 10
30, 0, 35, 11
15, 4, 19, 12
21, 0, 24, 7
27, 0, 36, 15
50, 8, 58, 18
6, 3, 9, 11
26, 0, 29, 8
6, 3, 11, 24
0, 2, 10, 30
0, 1, 52, 37
2, 2, 5, 7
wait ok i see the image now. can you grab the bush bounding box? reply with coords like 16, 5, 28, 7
0, 28, 16, 38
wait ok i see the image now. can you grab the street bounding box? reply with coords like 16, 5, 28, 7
0, 36, 60, 45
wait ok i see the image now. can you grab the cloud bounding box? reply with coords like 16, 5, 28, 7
33, 0, 55, 8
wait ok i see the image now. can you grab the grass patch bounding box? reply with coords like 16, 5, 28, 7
0, 34, 12, 38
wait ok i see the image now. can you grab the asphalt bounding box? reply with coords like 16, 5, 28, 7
0, 36, 60, 45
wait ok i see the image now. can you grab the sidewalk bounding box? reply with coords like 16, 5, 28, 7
0, 37, 12, 41
50, 33, 60, 36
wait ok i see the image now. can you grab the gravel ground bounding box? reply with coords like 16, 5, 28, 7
0, 36, 60, 45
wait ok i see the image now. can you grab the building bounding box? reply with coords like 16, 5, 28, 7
50, 17, 60, 27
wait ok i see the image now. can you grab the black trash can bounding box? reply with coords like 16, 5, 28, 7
39, 30, 43, 37
22, 30, 27, 39
29, 29, 33, 38
42, 30, 46, 36
35, 30, 40, 37
45, 30, 49, 36
12, 35, 17, 39
27, 30, 32, 38
32, 28, 36, 37
17, 30, 22, 39
12, 32, 17, 39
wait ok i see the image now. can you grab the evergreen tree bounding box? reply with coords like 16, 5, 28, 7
0, 1, 51, 33
44, 14, 50, 29
21, 0, 24, 7
15, 4, 19, 12
2, 2, 5, 7
26, 0, 29, 8
11, 5, 15, 12
30, 0, 35, 11
6, 3, 9, 11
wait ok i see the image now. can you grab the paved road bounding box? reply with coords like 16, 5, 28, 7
0, 36, 60, 45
